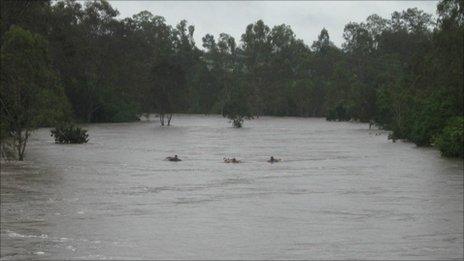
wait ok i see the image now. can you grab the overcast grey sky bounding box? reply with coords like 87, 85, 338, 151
110, 1, 438, 48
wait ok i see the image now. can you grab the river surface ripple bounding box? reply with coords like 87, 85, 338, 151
1, 115, 463, 259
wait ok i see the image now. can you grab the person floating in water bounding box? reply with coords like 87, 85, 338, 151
166, 155, 181, 161
223, 157, 241, 163
267, 156, 281, 163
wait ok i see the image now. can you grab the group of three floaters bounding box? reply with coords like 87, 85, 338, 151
165, 155, 282, 163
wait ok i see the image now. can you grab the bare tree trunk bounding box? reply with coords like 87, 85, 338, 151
16, 130, 23, 160
20, 130, 29, 160
167, 114, 172, 126
159, 113, 165, 126
13, 129, 30, 161
0, 142, 5, 160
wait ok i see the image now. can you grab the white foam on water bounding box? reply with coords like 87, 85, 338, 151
6, 230, 48, 239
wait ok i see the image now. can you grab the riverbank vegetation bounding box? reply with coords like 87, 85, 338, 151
1, 0, 462, 157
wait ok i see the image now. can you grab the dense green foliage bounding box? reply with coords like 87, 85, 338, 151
51, 123, 89, 144
1, 25, 70, 160
435, 117, 464, 157
222, 81, 253, 128
1, 0, 462, 157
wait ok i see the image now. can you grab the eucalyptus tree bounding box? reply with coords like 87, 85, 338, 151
0, 0, 51, 42
156, 19, 200, 125
311, 28, 341, 116
0, 26, 70, 160
241, 20, 272, 116
129, 12, 173, 120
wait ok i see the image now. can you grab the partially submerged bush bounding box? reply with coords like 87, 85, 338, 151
232, 117, 244, 128
51, 123, 89, 144
434, 117, 464, 158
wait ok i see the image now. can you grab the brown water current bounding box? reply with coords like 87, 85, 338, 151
1, 115, 463, 259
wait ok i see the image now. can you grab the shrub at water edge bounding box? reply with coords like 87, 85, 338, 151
434, 117, 464, 158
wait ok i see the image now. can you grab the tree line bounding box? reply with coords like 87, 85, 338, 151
1, 0, 463, 159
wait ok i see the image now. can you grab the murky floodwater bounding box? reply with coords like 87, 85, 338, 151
1, 115, 463, 260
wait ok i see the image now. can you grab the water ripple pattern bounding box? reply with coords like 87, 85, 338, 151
1, 115, 463, 259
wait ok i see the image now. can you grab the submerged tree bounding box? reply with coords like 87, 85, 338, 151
151, 59, 185, 126
222, 80, 253, 128
0, 26, 70, 160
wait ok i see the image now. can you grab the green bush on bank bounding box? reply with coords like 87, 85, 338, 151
434, 117, 464, 158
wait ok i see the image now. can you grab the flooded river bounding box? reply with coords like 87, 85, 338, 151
1, 115, 463, 259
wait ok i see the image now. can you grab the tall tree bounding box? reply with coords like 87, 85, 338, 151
0, 26, 70, 160
241, 20, 272, 115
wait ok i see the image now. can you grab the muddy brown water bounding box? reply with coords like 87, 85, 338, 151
1, 115, 463, 259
